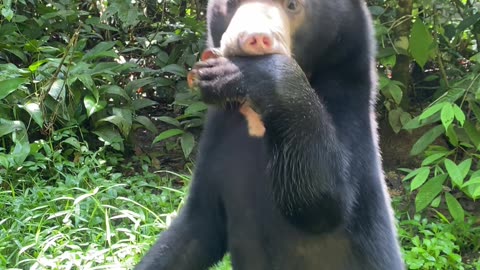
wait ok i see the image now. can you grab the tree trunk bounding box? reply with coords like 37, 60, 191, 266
392, 0, 414, 110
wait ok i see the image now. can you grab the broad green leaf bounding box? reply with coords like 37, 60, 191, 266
403, 113, 441, 131
378, 76, 390, 89
419, 102, 446, 120
0, 118, 30, 165
388, 108, 403, 133
156, 116, 181, 127
99, 108, 132, 137
410, 19, 435, 68
410, 125, 444, 156
0, 78, 28, 99
83, 41, 118, 61
28, 60, 48, 72
458, 158, 472, 181
103, 85, 130, 101
438, 87, 465, 104
415, 174, 447, 212
84, 95, 107, 117
464, 120, 480, 150
473, 186, 480, 199
431, 196, 441, 208
0, 118, 22, 137
403, 117, 422, 130
421, 153, 446, 166
452, 104, 465, 126
155, 77, 175, 87
411, 167, 430, 191
380, 82, 402, 104
440, 103, 454, 131
62, 137, 81, 150
93, 126, 124, 151
161, 64, 187, 77
134, 116, 158, 134
403, 168, 422, 182
394, 36, 409, 52
388, 83, 403, 105
400, 112, 412, 126
380, 54, 396, 68
5, 48, 27, 63
444, 159, 464, 187
457, 13, 480, 32
462, 177, 480, 188
48, 79, 66, 101
445, 125, 458, 147
1, 6, 14, 21
77, 74, 95, 92
125, 78, 155, 96
18, 102, 43, 127
445, 193, 464, 222
181, 132, 195, 158
99, 115, 128, 137
132, 98, 158, 110
368, 6, 385, 16
125, 8, 139, 27
114, 107, 132, 137
0, 63, 29, 77
152, 129, 184, 144
185, 101, 208, 115
471, 52, 480, 63
469, 102, 480, 121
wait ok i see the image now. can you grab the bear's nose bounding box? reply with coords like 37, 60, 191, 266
239, 33, 274, 55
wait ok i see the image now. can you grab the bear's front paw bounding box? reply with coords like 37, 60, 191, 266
190, 57, 246, 105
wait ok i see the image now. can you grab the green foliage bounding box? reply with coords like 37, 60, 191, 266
401, 70, 480, 220
0, 0, 205, 166
369, 0, 480, 223
210, 255, 232, 270
371, 0, 480, 133
152, 99, 208, 158
0, 131, 188, 269
398, 215, 474, 270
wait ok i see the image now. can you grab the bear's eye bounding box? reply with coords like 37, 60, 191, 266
285, 0, 300, 11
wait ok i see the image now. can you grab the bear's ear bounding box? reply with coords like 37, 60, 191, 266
206, 1, 233, 48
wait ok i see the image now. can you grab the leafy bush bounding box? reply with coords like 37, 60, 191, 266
399, 215, 480, 270
0, 0, 206, 169
0, 131, 189, 269
369, 0, 480, 222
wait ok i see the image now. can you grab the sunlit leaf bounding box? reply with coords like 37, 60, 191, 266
18, 102, 43, 127
410, 19, 436, 68
444, 159, 464, 187
411, 167, 430, 191
415, 174, 447, 212
84, 95, 107, 117
440, 103, 454, 131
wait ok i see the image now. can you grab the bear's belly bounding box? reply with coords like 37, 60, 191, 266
219, 159, 358, 270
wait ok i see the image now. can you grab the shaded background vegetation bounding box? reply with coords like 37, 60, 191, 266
0, 0, 479, 269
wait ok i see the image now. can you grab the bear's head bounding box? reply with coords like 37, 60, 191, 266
206, 0, 373, 75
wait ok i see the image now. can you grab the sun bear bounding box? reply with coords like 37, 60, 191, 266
136, 0, 405, 269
